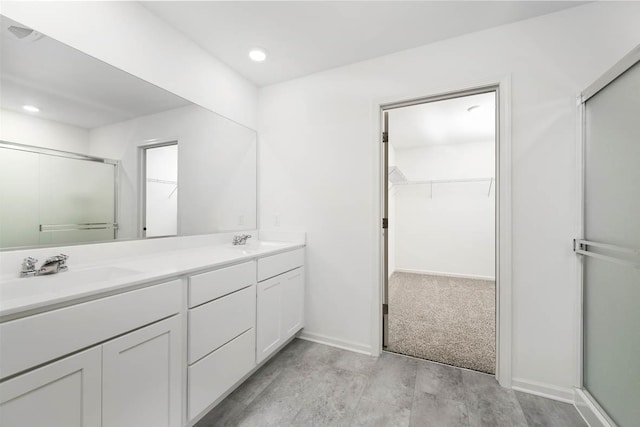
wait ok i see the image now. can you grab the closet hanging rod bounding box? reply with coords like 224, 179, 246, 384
147, 178, 177, 185
394, 177, 494, 185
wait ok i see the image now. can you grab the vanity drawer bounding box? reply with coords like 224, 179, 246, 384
0, 280, 182, 380
188, 261, 256, 308
257, 248, 304, 282
188, 328, 255, 420
188, 284, 255, 364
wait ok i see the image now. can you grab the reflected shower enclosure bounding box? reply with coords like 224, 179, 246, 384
0, 143, 118, 249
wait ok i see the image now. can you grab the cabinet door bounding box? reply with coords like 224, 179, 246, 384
0, 347, 101, 427
102, 315, 182, 427
256, 275, 283, 364
282, 267, 305, 340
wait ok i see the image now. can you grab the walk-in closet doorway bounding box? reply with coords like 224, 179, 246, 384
379, 85, 508, 378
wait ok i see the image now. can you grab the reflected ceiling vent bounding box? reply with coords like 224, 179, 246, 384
7, 25, 44, 42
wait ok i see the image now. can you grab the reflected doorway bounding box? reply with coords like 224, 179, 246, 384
141, 142, 178, 238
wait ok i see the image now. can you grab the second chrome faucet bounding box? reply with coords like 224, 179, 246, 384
232, 234, 252, 246
20, 254, 69, 277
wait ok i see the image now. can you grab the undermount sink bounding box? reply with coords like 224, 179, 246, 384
228, 240, 289, 254
1, 266, 143, 301
56, 266, 142, 282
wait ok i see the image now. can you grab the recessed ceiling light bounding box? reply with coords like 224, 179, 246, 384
466, 105, 480, 113
249, 48, 267, 62
22, 105, 40, 113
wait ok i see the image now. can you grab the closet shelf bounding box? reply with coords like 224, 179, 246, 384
393, 177, 495, 198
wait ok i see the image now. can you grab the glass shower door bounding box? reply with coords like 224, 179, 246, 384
580, 57, 640, 427
38, 154, 117, 245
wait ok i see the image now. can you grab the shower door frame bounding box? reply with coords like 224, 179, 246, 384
573, 45, 640, 427
373, 77, 513, 387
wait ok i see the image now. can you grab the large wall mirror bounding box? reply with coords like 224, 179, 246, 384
0, 16, 257, 250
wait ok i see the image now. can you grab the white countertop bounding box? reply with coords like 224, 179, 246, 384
0, 240, 304, 321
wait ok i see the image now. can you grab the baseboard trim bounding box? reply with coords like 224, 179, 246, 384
574, 388, 615, 427
297, 331, 373, 355
511, 378, 574, 404
394, 268, 495, 281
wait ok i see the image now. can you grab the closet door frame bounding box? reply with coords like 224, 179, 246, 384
372, 76, 513, 388
574, 44, 640, 427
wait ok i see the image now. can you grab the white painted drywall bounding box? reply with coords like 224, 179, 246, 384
0, 108, 89, 154
258, 2, 640, 390
394, 142, 495, 279
90, 105, 257, 240
0, 1, 258, 129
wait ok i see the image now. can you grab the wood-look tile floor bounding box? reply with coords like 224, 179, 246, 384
195, 339, 587, 427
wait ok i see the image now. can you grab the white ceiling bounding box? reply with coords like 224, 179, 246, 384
143, 1, 585, 87
389, 92, 495, 149
0, 16, 190, 129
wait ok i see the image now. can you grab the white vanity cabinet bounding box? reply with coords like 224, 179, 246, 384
0, 280, 183, 427
102, 316, 182, 427
256, 249, 305, 364
0, 242, 306, 427
187, 261, 257, 421
0, 347, 102, 427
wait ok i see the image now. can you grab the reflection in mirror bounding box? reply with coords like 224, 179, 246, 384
0, 16, 257, 250
143, 142, 178, 238
0, 143, 118, 248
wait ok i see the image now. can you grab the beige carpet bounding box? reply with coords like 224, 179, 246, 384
387, 272, 496, 374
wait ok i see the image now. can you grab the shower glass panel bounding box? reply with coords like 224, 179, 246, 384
38, 155, 116, 246
0, 144, 117, 249
0, 148, 40, 248
583, 60, 640, 427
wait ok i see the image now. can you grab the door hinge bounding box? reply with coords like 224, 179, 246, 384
382, 218, 388, 229
382, 131, 388, 143
383, 304, 389, 315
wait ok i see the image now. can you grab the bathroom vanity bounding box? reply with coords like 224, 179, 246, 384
0, 11, 302, 427
0, 237, 305, 427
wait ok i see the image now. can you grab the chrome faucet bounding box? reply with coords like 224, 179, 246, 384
232, 234, 252, 246
20, 254, 69, 277
20, 257, 39, 277
37, 254, 69, 275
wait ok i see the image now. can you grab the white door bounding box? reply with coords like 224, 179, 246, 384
102, 315, 182, 427
256, 275, 283, 363
0, 347, 101, 427
282, 267, 305, 339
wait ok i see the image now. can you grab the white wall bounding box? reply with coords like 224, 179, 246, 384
394, 142, 495, 279
0, 1, 258, 129
0, 108, 89, 153
258, 2, 640, 390
90, 105, 257, 240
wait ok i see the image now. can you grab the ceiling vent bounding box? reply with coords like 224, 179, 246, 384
7, 25, 44, 42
